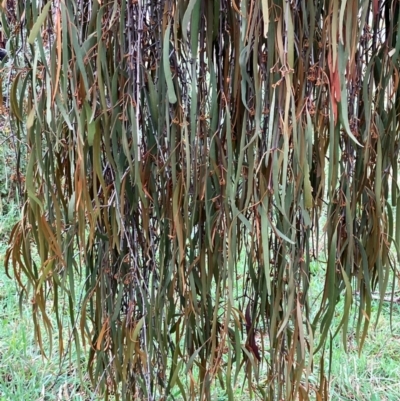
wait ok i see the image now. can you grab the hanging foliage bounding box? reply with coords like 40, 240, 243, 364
4, 0, 400, 399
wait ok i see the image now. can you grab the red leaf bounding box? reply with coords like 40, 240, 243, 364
328, 50, 340, 124
245, 303, 261, 361
372, 0, 379, 18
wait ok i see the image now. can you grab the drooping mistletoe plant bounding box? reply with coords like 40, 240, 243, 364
4, 0, 400, 399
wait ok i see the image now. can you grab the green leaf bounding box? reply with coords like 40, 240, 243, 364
163, 22, 177, 104
28, 2, 52, 44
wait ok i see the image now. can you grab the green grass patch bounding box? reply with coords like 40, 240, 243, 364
0, 239, 96, 400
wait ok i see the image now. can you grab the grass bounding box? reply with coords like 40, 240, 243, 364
307, 255, 400, 401
328, 302, 400, 401
0, 259, 97, 400
0, 207, 97, 400
0, 287, 85, 401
